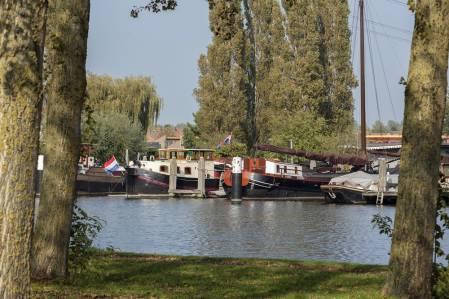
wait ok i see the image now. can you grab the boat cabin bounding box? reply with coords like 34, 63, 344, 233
157, 148, 215, 161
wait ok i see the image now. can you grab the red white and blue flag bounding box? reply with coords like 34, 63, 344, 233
223, 134, 232, 145
104, 155, 120, 174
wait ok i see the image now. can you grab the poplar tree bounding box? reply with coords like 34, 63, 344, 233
32, 0, 90, 280
384, 1, 449, 297
0, 0, 45, 296
194, 0, 247, 145
318, 0, 356, 131
285, 0, 326, 113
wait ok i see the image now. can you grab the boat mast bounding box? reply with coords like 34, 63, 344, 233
359, 0, 367, 154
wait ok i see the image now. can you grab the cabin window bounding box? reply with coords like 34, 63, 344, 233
178, 152, 185, 159
185, 167, 192, 175
177, 167, 180, 174
276, 165, 280, 173
160, 165, 168, 173
284, 166, 287, 174
295, 167, 298, 174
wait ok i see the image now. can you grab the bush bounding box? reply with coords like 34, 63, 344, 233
69, 204, 104, 277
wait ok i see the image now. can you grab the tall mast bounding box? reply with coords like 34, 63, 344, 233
359, 0, 367, 154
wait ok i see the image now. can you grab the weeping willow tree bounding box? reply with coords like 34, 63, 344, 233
86, 74, 163, 132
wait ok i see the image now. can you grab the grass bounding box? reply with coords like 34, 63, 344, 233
32, 251, 388, 299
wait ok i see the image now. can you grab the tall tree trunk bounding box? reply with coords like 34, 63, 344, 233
384, 1, 449, 298
242, 0, 257, 156
32, 0, 90, 280
0, 1, 45, 297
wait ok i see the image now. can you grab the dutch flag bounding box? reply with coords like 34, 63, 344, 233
104, 155, 120, 174
223, 134, 232, 145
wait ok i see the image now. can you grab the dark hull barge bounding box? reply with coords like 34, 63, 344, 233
126, 167, 220, 194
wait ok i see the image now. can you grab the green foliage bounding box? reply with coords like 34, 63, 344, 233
370, 120, 402, 133
269, 111, 329, 153
194, 1, 247, 148
83, 112, 147, 163
194, 0, 356, 152
86, 74, 162, 132
69, 204, 103, 277
216, 142, 247, 158
182, 123, 202, 149
434, 267, 449, 299
371, 214, 393, 238
130, 0, 177, 17
387, 120, 402, 132
370, 120, 388, 133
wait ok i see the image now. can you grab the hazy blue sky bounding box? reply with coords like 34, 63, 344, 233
87, 0, 414, 126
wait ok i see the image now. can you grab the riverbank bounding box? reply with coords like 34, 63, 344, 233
32, 251, 388, 298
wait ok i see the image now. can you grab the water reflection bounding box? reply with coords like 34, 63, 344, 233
77, 197, 446, 265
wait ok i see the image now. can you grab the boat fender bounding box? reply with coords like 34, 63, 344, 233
328, 189, 337, 200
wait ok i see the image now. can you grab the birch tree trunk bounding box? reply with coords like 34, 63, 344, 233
0, 1, 44, 297
32, 0, 90, 280
384, 1, 449, 297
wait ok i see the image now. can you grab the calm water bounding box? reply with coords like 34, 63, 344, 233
78, 197, 448, 265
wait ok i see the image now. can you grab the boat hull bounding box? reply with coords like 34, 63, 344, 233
36, 168, 126, 195
126, 167, 220, 194
223, 171, 333, 199
321, 185, 397, 205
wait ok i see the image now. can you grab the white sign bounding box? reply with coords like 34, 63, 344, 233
37, 155, 44, 170
232, 157, 242, 174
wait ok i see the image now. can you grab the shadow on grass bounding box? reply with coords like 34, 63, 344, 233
33, 253, 387, 298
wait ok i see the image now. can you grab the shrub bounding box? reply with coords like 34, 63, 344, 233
68, 204, 104, 277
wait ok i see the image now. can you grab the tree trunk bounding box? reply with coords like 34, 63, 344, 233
242, 0, 257, 156
0, 1, 45, 297
384, 1, 449, 298
32, 0, 90, 280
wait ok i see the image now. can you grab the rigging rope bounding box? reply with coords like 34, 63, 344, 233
371, 23, 398, 120
365, 7, 383, 127
368, 1, 410, 71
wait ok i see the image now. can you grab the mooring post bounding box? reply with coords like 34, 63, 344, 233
169, 158, 177, 197
197, 157, 206, 198
231, 157, 243, 203
377, 158, 387, 205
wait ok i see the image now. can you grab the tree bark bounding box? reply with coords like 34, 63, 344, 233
32, 0, 90, 280
242, 0, 257, 156
0, 1, 44, 297
384, 1, 449, 298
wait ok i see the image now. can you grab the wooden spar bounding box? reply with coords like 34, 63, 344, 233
367, 150, 401, 157
256, 144, 368, 166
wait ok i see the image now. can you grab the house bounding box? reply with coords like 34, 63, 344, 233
146, 127, 184, 149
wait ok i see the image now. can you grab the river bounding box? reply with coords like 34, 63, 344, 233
78, 196, 448, 265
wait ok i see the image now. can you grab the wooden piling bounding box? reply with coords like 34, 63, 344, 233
169, 158, 177, 197
197, 157, 206, 198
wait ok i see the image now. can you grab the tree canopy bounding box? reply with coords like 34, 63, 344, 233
86, 74, 163, 132
192, 0, 356, 154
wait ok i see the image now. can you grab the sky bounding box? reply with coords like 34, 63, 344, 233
87, 0, 414, 126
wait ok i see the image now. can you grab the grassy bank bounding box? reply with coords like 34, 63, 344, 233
33, 251, 388, 298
